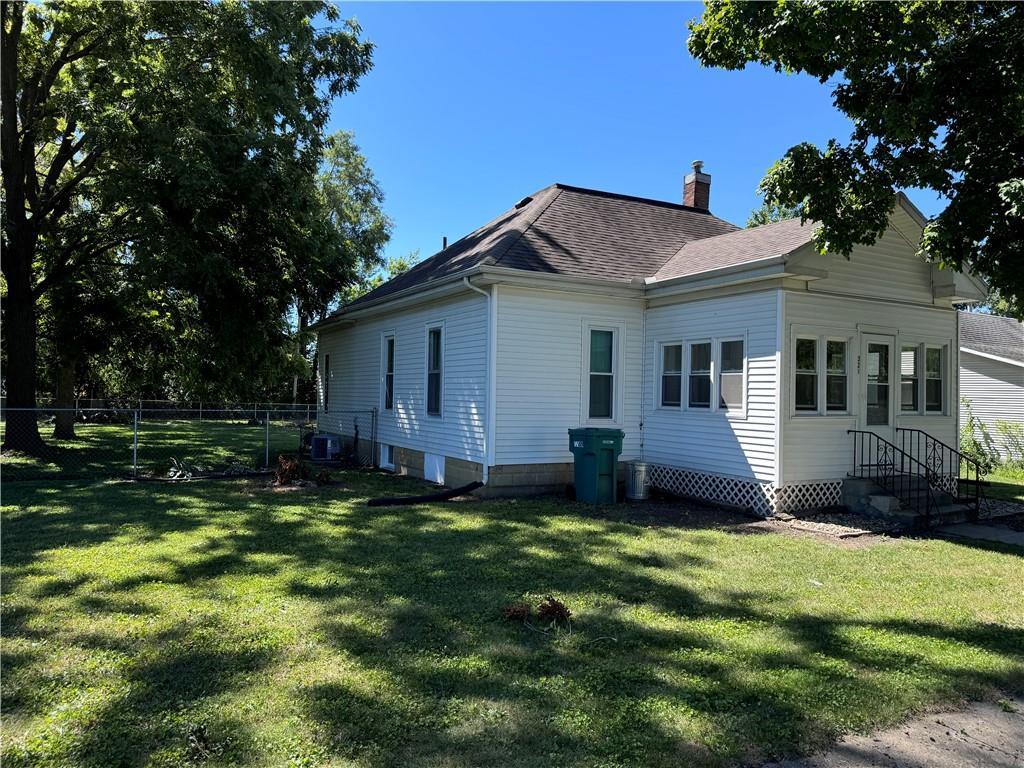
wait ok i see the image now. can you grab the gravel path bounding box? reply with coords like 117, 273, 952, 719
764, 694, 1024, 768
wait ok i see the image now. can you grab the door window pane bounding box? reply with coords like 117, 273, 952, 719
661, 344, 682, 407
866, 342, 890, 425
688, 342, 711, 408
826, 340, 847, 411
795, 338, 817, 411
719, 340, 744, 410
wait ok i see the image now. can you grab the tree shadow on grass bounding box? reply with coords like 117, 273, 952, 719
3, 473, 1023, 767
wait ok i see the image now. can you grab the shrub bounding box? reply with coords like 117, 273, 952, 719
959, 397, 997, 473
994, 420, 1024, 468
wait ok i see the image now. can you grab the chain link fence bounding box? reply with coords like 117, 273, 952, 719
0, 407, 377, 483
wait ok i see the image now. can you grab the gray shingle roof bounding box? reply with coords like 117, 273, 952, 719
653, 216, 815, 281
340, 184, 739, 310
959, 311, 1024, 364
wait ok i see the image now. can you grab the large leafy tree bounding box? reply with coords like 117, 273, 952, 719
1, 1, 373, 452
689, 1, 1024, 315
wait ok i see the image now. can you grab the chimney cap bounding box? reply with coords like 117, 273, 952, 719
692, 160, 705, 174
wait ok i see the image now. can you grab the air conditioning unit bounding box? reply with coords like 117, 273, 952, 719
310, 433, 341, 461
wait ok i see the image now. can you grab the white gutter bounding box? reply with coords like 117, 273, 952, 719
463, 276, 493, 483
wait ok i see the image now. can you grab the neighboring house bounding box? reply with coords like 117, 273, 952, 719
314, 163, 985, 515
959, 311, 1024, 458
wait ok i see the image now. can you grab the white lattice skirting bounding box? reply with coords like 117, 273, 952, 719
648, 464, 842, 517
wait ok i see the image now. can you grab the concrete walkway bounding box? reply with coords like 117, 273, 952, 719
937, 522, 1024, 548
765, 695, 1024, 767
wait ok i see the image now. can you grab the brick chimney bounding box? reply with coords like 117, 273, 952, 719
683, 160, 711, 211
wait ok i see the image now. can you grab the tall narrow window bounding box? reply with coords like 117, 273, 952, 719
383, 336, 395, 410
661, 344, 682, 407
719, 339, 744, 411
323, 354, 330, 412
925, 346, 943, 412
794, 337, 817, 411
826, 340, 848, 412
688, 342, 711, 408
588, 329, 615, 419
900, 346, 919, 412
427, 327, 442, 416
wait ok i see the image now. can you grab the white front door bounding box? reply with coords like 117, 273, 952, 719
860, 334, 896, 444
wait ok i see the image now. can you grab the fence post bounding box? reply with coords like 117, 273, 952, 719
132, 410, 139, 477
199, 401, 203, 422
265, 410, 270, 468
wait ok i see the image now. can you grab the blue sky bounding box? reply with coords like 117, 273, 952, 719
329, 2, 940, 265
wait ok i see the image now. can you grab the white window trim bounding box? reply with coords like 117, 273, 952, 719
581, 320, 625, 426
424, 322, 445, 419
380, 331, 396, 412
380, 443, 395, 471
657, 340, 684, 410
790, 328, 853, 417
653, 334, 748, 418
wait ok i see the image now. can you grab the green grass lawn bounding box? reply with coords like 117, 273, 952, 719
0, 419, 304, 481
2, 473, 1022, 768
986, 464, 1024, 503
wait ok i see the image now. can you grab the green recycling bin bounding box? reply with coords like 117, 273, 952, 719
568, 427, 625, 504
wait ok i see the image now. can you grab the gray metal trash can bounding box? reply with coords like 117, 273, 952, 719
626, 461, 650, 501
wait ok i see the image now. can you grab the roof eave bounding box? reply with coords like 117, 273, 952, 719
312, 266, 485, 330
959, 346, 1024, 369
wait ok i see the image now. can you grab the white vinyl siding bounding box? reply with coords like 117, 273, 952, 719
797, 225, 936, 304
317, 292, 487, 463
494, 287, 643, 465
644, 290, 777, 483
959, 351, 1024, 459
782, 291, 958, 484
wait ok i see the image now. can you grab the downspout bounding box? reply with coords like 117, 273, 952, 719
639, 298, 646, 461
463, 277, 492, 484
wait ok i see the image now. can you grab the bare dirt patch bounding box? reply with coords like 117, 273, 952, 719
764, 692, 1024, 768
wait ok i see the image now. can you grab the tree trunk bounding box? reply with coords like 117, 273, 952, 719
53, 355, 77, 439
2, 238, 46, 454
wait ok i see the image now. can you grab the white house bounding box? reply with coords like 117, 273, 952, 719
314, 165, 986, 515
959, 311, 1024, 459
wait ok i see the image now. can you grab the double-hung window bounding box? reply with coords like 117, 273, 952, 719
687, 342, 712, 408
718, 339, 744, 411
382, 335, 395, 411
900, 346, 919, 412
323, 354, 330, 412
660, 344, 682, 407
794, 335, 849, 414
826, 340, 848, 412
426, 326, 442, 416
794, 337, 818, 411
925, 346, 944, 412
588, 329, 615, 419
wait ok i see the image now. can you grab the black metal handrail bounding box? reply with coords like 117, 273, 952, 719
848, 430, 939, 528
896, 427, 982, 521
